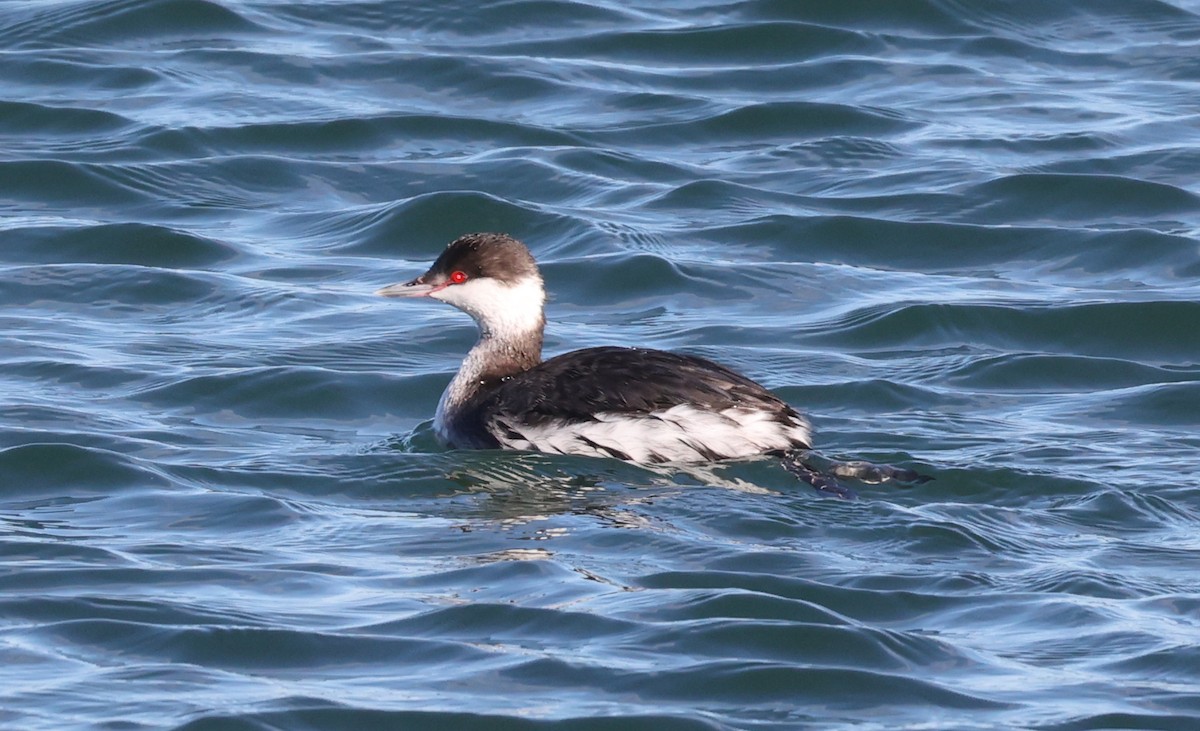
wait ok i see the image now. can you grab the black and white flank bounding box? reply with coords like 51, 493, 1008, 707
378, 233, 925, 498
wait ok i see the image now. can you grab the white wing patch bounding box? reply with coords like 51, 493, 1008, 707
490, 403, 812, 464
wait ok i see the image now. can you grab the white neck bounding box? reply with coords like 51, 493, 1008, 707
432, 275, 546, 441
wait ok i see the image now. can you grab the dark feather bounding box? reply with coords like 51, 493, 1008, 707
450, 346, 810, 450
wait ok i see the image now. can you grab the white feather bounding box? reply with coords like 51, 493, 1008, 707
432, 275, 544, 341
432, 275, 546, 443
492, 403, 812, 464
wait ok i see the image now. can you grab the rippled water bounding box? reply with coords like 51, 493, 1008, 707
3, 1, 1200, 729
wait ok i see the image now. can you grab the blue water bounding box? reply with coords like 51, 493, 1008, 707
3, 1, 1200, 729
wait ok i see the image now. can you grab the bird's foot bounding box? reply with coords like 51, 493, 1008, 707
780, 455, 859, 499
780, 452, 931, 499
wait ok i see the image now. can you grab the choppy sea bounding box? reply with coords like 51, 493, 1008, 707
3, 1, 1200, 729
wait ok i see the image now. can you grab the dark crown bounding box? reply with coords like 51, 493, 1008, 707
429, 233, 541, 285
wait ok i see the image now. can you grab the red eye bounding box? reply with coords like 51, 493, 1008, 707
449, 270, 468, 284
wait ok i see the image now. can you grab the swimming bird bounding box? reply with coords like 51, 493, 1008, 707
377, 232, 922, 497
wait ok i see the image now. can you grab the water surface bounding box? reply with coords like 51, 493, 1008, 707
2, 1, 1200, 729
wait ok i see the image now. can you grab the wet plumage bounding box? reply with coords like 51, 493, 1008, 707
450, 346, 812, 463
377, 232, 925, 498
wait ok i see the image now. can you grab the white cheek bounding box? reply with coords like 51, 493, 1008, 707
434, 277, 545, 338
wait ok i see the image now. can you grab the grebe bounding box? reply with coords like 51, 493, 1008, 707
378, 232, 923, 498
